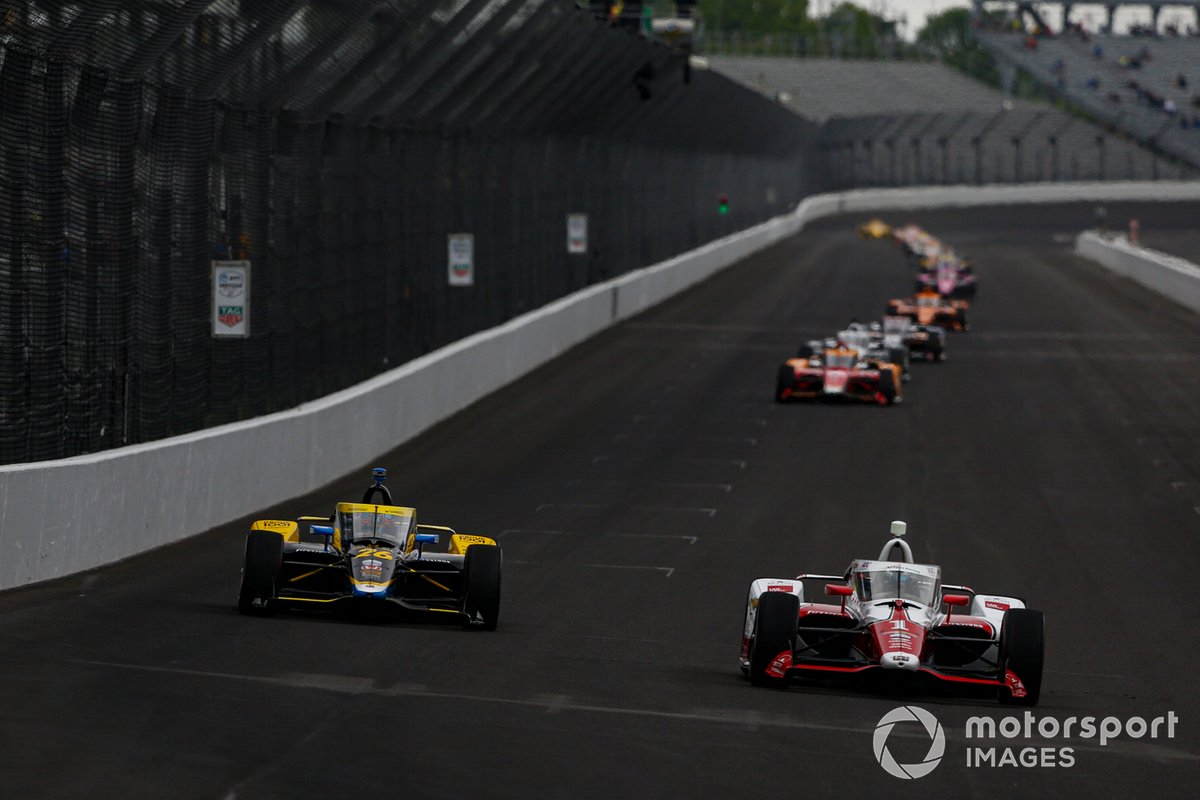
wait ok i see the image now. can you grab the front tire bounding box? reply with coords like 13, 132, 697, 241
775, 364, 795, 403
238, 532, 283, 615
998, 609, 1044, 706
748, 592, 799, 688
462, 544, 502, 630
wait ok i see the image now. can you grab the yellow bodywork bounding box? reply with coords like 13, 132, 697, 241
858, 218, 892, 239
250, 519, 299, 542
448, 533, 497, 554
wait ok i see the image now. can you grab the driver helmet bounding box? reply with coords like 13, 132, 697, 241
868, 321, 882, 333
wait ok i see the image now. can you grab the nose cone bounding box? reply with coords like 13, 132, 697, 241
881, 652, 919, 671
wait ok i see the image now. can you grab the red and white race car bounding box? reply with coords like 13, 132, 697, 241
739, 521, 1044, 706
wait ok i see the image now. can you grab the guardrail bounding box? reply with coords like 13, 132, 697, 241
1075, 232, 1200, 316
4, 181, 1200, 591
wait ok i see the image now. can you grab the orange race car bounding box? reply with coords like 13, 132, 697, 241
776, 339, 903, 405
887, 289, 969, 332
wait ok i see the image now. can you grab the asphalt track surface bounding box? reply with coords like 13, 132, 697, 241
2, 202, 1199, 799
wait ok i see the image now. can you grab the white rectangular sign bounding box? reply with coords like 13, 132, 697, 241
567, 213, 588, 254
212, 260, 250, 338
448, 233, 474, 286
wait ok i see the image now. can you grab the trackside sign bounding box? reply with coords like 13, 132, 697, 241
212, 261, 250, 337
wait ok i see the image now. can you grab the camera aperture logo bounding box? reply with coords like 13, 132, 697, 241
873, 706, 1181, 777
873, 706, 946, 779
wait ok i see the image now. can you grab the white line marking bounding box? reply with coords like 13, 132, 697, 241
536, 503, 604, 512
658, 482, 733, 493
1170, 481, 1191, 491
632, 414, 768, 427
591, 456, 747, 469
61, 659, 1200, 759
676, 458, 747, 469
612, 433, 758, 446
611, 533, 698, 545
579, 564, 675, 578
632, 505, 716, 517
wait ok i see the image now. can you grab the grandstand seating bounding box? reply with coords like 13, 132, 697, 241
974, 30, 1200, 167
709, 55, 1189, 185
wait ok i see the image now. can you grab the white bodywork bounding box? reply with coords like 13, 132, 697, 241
739, 522, 1027, 673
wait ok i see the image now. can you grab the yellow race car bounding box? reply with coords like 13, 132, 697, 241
858, 218, 893, 239
237, 468, 501, 629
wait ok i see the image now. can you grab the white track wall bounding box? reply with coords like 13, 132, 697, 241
3, 181, 1200, 590
1075, 232, 1200, 316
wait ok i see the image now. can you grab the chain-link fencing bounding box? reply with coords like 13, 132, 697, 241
0, 0, 819, 464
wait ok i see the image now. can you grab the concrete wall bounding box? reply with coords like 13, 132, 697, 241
5, 181, 1200, 590
1075, 232, 1200, 316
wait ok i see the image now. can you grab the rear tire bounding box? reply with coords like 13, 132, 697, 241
462, 545, 502, 630
879, 370, 898, 405
998, 609, 1044, 706
238, 532, 283, 615
749, 592, 798, 688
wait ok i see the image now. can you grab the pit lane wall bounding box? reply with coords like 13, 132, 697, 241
4, 180, 1200, 591
1075, 232, 1200, 317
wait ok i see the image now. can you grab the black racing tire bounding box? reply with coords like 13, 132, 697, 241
748, 592, 799, 688
775, 364, 795, 403
888, 347, 910, 381
462, 544, 502, 630
998, 609, 1044, 706
238, 532, 283, 615
879, 370, 898, 405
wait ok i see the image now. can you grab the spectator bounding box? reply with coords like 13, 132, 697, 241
1093, 43, 1104, 59
1191, 93, 1200, 108
1051, 58, 1065, 74
1086, 76, 1100, 90
1108, 91, 1122, 104
1177, 73, 1188, 89
1165, 98, 1178, 115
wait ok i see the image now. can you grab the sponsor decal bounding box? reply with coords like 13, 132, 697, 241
217, 270, 245, 298
766, 584, 794, 592
218, 306, 244, 328
360, 559, 384, 580
766, 651, 792, 678
985, 600, 1011, 611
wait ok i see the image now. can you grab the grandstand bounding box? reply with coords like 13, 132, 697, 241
974, 29, 1200, 167
708, 57, 1032, 121
708, 55, 1188, 185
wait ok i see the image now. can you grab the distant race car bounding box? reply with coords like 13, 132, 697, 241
776, 339, 902, 405
237, 468, 502, 629
858, 218, 893, 239
882, 314, 946, 363
915, 254, 977, 300
887, 289, 969, 332
836, 322, 911, 382
739, 520, 1044, 706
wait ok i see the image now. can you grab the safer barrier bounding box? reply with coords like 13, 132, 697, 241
1075, 232, 1200, 316
5, 181, 1200, 591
